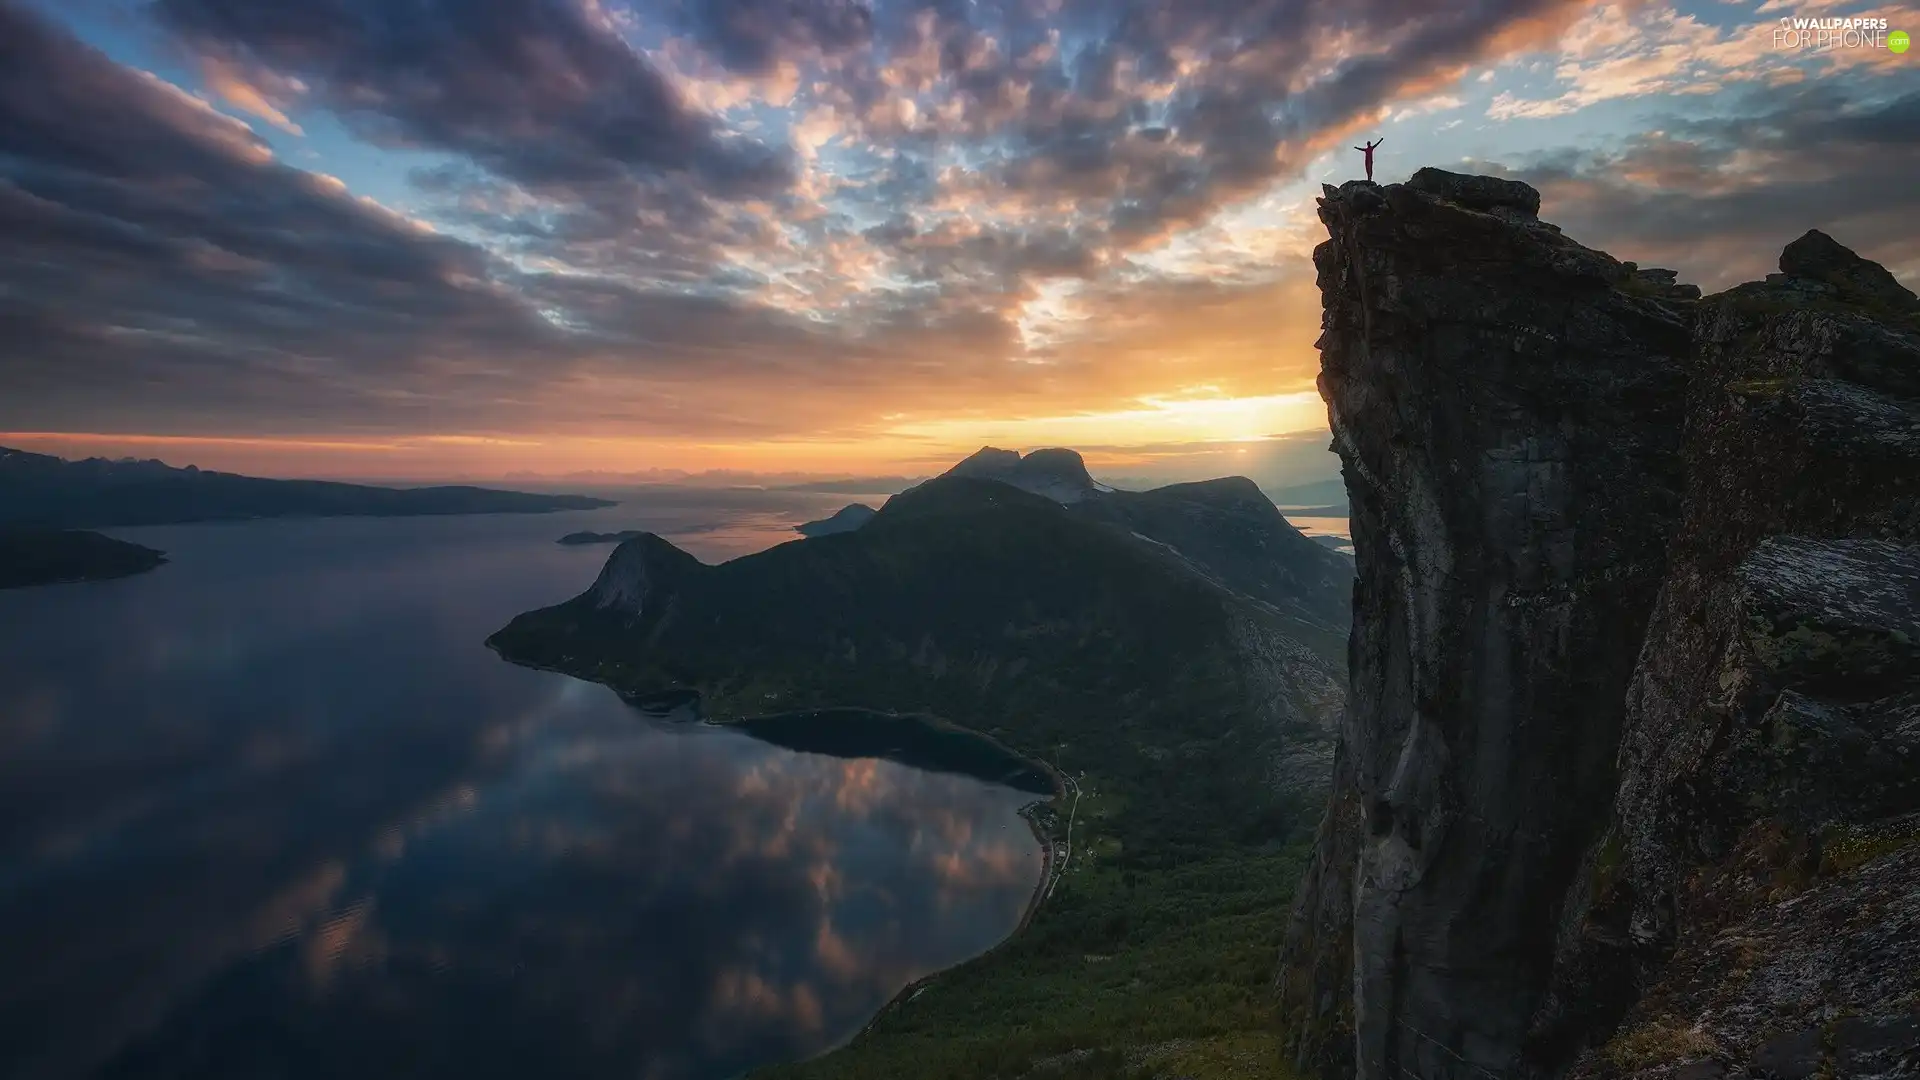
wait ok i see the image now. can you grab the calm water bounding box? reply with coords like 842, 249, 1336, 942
0, 502, 1042, 1080
1280, 514, 1352, 555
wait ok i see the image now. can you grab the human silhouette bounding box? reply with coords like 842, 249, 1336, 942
1355, 137, 1383, 182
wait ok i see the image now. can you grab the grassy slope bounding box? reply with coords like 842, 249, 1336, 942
488, 478, 1334, 1079
759, 849, 1309, 1080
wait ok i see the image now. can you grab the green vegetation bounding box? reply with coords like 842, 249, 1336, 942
0, 528, 166, 589
761, 851, 1311, 1080
490, 478, 1340, 866
1817, 817, 1920, 877
488, 476, 1344, 1079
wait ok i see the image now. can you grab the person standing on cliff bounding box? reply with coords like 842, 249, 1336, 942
1355, 137, 1383, 181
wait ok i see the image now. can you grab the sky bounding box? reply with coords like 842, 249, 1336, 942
1, 0, 1916, 485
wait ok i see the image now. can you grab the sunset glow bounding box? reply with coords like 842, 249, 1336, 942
3, 0, 1916, 482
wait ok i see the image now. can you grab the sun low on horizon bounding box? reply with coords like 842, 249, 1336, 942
3, 0, 1916, 485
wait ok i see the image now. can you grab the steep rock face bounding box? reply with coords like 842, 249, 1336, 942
1277, 170, 1920, 1080
1278, 175, 1692, 1080
1537, 236, 1920, 1080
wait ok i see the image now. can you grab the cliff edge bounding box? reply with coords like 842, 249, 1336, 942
1276, 168, 1920, 1080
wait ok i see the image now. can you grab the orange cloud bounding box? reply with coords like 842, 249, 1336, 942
199, 55, 305, 135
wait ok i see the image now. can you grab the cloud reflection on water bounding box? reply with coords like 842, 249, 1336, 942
0, 510, 1039, 1080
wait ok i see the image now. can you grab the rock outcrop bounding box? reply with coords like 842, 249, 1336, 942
940, 446, 1106, 503
1276, 173, 1920, 1080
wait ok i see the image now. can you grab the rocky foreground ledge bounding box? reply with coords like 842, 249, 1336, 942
1276, 169, 1919, 1080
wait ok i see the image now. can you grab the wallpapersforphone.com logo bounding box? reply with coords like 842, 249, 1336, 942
1771, 15, 1909, 52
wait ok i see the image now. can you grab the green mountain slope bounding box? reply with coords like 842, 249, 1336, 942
490, 476, 1342, 860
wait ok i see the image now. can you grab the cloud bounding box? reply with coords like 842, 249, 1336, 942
19, 0, 1913, 466
195, 52, 308, 134
1484, 1, 1920, 119
683, 0, 875, 75
152, 0, 795, 199
1489, 82, 1920, 289
0, 2, 580, 435
147, 0, 1618, 301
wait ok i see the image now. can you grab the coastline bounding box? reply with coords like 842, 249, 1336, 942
817, 756, 1065, 1057
482, 638, 1074, 1055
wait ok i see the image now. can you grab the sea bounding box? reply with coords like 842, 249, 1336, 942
0, 485, 1352, 1080
0, 491, 1043, 1080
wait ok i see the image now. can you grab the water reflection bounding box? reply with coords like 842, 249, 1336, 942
0, 509, 1039, 1080
1281, 514, 1353, 555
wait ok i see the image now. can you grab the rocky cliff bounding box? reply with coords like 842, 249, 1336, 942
1276, 168, 1919, 1080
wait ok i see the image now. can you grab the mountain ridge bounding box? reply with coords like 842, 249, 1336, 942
0, 445, 613, 528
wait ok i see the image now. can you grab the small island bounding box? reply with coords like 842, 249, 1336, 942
557, 529, 652, 546
0, 529, 167, 589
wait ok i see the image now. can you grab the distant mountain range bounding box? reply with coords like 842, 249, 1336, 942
0, 529, 167, 590
1262, 477, 1348, 508
0, 446, 614, 529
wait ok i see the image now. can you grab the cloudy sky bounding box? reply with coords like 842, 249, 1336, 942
2, 0, 1915, 483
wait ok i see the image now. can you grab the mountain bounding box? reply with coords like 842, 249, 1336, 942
938, 445, 1109, 503
1263, 478, 1350, 508
1277, 170, 1920, 1080
494, 470, 1345, 841
0, 446, 614, 529
794, 503, 877, 537
0, 529, 166, 589
556, 530, 650, 545
902, 446, 1354, 637
1072, 476, 1352, 637
491, 456, 1361, 1076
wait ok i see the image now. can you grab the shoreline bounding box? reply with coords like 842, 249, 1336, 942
823, 755, 1064, 1056
483, 641, 1074, 1067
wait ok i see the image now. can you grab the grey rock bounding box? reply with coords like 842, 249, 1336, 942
1752, 1027, 1823, 1079
1404, 167, 1542, 216
1276, 169, 1920, 1080
1779, 230, 1919, 311
1831, 1014, 1920, 1080
1737, 537, 1920, 689
1277, 171, 1690, 1080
